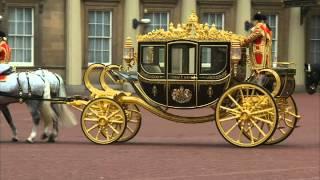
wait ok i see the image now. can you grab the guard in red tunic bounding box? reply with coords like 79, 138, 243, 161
241, 13, 272, 70
0, 31, 11, 64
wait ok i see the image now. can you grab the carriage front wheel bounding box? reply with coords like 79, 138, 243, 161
81, 98, 127, 144
215, 83, 278, 147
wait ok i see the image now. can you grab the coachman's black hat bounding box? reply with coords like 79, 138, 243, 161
262, 15, 267, 21
0, 31, 6, 37
253, 12, 264, 21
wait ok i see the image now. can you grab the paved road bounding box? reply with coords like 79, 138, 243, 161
0, 93, 319, 180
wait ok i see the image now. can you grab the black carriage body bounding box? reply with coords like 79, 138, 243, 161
137, 40, 231, 108
274, 68, 296, 97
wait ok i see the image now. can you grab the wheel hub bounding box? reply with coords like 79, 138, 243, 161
239, 110, 253, 129
98, 118, 108, 127
240, 110, 251, 121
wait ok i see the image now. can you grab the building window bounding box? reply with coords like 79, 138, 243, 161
201, 13, 224, 30
88, 11, 112, 64
309, 15, 320, 64
8, 7, 34, 66
265, 14, 278, 62
144, 12, 169, 33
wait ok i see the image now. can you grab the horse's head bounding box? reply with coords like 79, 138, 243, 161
305, 63, 319, 94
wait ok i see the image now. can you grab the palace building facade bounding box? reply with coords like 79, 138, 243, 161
0, 0, 319, 91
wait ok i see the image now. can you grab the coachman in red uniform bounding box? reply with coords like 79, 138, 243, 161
0, 31, 11, 64
241, 13, 272, 70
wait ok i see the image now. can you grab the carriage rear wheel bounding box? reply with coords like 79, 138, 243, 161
118, 104, 142, 142
215, 83, 278, 147
266, 96, 298, 145
81, 98, 127, 144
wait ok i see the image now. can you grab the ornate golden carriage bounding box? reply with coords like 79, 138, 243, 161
69, 12, 300, 147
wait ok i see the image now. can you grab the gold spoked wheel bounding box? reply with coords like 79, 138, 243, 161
266, 96, 299, 145
81, 98, 127, 144
216, 83, 278, 147
118, 104, 142, 142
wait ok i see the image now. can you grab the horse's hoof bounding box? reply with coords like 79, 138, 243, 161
41, 133, 49, 140
47, 135, 56, 143
26, 139, 34, 143
12, 137, 18, 142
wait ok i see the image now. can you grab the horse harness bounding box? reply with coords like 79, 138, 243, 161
39, 69, 61, 97
0, 69, 87, 103
16, 72, 45, 102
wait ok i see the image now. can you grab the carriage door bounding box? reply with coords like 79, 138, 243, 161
197, 43, 230, 106
167, 41, 197, 107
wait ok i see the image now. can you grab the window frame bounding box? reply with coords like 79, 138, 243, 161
143, 12, 170, 33
265, 14, 279, 62
7, 7, 35, 66
168, 43, 197, 75
197, 0, 235, 31
199, 45, 229, 75
306, 7, 320, 64
5, 2, 39, 67
140, 45, 166, 75
140, 0, 179, 34
87, 10, 113, 65
83, 1, 123, 67
200, 12, 225, 30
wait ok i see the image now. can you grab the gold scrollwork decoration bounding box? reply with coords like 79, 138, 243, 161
137, 11, 245, 42
171, 86, 192, 104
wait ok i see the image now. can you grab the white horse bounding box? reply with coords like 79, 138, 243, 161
0, 65, 56, 142
0, 65, 77, 143
33, 69, 77, 141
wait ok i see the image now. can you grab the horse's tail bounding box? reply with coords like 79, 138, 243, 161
40, 79, 57, 126
55, 75, 78, 127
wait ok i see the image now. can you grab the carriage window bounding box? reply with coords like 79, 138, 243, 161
141, 46, 165, 73
200, 46, 227, 74
170, 44, 195, 74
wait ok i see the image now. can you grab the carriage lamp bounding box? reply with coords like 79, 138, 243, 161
231, 42, 242, 76
123, 37, 135, 71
